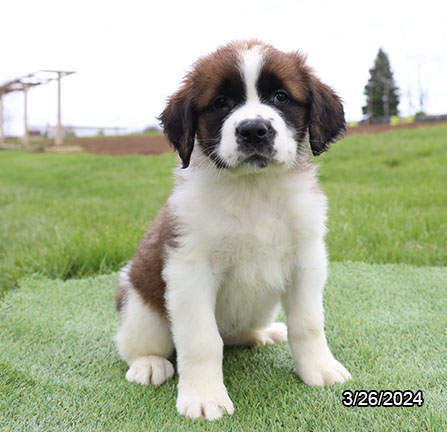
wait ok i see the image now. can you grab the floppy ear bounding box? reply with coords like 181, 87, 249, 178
159, 86, 197, 168
308, 76, 346, 156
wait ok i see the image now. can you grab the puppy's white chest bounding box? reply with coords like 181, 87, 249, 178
208, 203, 295, 337
209, 195, 294, 268
219, 208, 290, 258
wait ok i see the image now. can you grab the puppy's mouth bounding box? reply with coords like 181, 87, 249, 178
242, 154, 270, 168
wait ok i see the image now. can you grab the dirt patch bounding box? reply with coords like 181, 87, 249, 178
67, 135, 172, 156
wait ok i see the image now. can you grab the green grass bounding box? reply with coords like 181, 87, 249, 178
1, 126, 446, 430
1, 125, 446, 296
0, 152, 175, 295
1, 262, 446, 431
320, 125, 447, 266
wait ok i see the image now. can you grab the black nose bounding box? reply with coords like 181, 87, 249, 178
236, 119, 274, 146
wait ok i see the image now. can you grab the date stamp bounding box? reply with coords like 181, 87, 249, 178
342, 390, 424, 407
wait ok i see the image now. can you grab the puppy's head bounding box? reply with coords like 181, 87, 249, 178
159, 40, 345, 170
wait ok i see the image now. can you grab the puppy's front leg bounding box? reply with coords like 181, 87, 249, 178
283, 240, 351, 386
164, 255, 234, 421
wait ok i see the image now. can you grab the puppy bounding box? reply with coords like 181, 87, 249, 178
115, 40, 351, 421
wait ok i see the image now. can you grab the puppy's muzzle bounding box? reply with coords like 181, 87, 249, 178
235, 119, 276, 167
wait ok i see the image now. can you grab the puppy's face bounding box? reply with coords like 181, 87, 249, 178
160, 40, 345, 171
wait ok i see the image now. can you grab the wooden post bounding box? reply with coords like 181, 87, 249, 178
55, 72, 63, 145
39, 70, 74, 145
23, 85, 29, 147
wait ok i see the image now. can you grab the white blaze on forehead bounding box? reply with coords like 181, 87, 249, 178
240, 46, 263, 102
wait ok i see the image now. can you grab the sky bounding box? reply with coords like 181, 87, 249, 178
1, 0, 446, 136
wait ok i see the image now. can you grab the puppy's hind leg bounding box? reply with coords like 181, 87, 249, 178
115, 265, 174, 387
224, 323, 288, 348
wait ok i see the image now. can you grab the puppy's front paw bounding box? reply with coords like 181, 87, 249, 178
297, 352, 351, 386
177, 383, 234, 421
125, 356, 174, 387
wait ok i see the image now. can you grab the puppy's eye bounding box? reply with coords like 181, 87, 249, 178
213, 96, 231, 112
273, 91, 289, 105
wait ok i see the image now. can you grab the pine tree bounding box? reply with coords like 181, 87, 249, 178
362, 48, 399, 118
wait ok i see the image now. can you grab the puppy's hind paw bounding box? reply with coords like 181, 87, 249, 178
260, 322, 288, 346
224, 322, 288, 347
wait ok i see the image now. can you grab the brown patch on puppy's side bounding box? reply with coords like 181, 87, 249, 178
116, 280, 127, 312
127, 203, 178, 316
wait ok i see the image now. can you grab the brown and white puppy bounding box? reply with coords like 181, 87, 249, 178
115, 40, 351, 421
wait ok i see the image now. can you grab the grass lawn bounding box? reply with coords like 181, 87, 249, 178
1, 125, 446, 296
1, 262, 446, 431
0, 151, 175, 296
1, 125, 446, 430
320, 125, 447, 266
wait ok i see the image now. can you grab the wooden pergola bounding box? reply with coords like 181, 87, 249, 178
0, 70, 75, 146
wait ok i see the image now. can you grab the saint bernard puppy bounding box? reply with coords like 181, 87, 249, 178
115, 40, 351, 420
